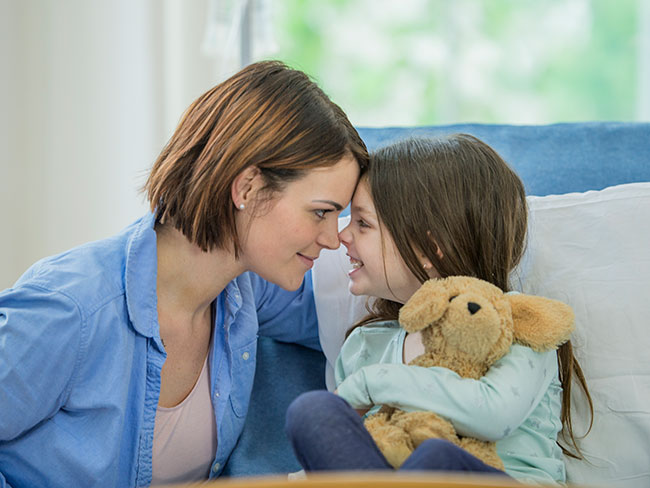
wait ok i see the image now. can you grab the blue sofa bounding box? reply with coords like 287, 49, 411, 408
222, 122, 650, 486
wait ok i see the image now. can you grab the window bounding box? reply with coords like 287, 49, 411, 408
261, 0, 649, 126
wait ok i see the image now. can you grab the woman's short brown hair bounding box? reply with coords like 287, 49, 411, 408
145, 60, 368, 254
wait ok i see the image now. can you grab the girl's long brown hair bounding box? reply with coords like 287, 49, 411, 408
144, 60, 368, 256
354, 135, 593, 458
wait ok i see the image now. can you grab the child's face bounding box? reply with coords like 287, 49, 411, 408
339, 181, 423, 303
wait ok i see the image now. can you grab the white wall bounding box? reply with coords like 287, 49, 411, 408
0, 0, 227, 288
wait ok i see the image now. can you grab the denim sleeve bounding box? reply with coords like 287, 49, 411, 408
336, 345, 556, 441
0, 285, 83, 441
0, 473, 13, 488
250, 271, 320, 350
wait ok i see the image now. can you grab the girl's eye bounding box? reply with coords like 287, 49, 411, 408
357, 219, 370, 229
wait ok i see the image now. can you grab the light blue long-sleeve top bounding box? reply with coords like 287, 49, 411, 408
335, 321, 566, 485
0, 213, 319, 488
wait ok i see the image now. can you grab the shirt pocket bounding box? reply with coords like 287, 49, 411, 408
229, 339, 258, 418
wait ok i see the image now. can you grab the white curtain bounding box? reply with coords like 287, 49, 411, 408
0, 0, 268, 288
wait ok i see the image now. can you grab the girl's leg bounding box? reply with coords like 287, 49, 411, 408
285, 390, 392, 471
400, 439, 510, 476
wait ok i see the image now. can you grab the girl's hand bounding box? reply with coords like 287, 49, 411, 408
334, 388, 369, 416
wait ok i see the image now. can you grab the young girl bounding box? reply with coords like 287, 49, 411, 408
285, 135, 593, 484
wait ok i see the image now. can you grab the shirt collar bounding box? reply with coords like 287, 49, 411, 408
123, 213, 246, 337
225, 279, 242, 306
125, 213, 159, 338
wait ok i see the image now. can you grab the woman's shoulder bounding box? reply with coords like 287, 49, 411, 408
10, 218, 149, 316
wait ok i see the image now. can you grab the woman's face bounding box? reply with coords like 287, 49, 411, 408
339, 180, 423, 303
239, 154, 360, 291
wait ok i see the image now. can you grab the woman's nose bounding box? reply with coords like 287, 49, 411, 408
318, 218, 341, 250
338, 223, 352, 246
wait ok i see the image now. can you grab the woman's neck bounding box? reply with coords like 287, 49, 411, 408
155, 224, 243, 323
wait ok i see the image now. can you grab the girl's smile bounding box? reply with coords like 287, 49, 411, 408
347, 254, 364, 275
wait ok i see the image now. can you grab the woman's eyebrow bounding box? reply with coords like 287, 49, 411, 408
312, 199, 343, 211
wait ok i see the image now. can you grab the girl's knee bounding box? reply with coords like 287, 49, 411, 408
287, 390, 339, 415
417, 438, 463, 460
285, 390, 341, 434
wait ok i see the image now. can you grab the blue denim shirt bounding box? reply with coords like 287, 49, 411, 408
0, 213, 319, 487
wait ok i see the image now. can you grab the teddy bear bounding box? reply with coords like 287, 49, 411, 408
363, 275, 575, 470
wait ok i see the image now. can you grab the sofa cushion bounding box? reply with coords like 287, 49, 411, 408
221, 337, 326, 476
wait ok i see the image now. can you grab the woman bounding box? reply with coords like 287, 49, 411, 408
0, 61, 368, 487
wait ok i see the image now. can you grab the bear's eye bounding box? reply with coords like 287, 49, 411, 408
449, 295, 458, 302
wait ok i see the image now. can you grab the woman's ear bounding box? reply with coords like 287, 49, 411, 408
231, 166, 263, 209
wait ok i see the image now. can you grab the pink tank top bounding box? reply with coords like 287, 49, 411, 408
151, 354, 217, 485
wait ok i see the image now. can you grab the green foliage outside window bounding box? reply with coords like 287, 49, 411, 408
270, 0, 640, 126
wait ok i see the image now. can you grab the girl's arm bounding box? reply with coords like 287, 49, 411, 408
336, 344, 557, 441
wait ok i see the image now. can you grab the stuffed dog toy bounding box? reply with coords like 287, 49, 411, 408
363, 276, 575, 470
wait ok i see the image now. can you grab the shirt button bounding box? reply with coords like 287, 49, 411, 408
242, 352, 250, 360
212, 463, 220, 473
215, 392, 220, 398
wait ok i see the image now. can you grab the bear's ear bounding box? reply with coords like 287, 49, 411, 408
508, 294, 575, 351
399, 280, 449, 333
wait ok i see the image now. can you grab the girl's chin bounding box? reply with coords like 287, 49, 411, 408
347, 280, 367, 297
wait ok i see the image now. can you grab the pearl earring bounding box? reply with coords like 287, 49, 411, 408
239, 203, 245, 210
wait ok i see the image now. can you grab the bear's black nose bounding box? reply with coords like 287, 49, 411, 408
467, 302, 481, 315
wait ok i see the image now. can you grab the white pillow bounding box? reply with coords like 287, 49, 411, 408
514, 182, 650, 487
313, 216, 370, 390
313, 182, 650, 487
